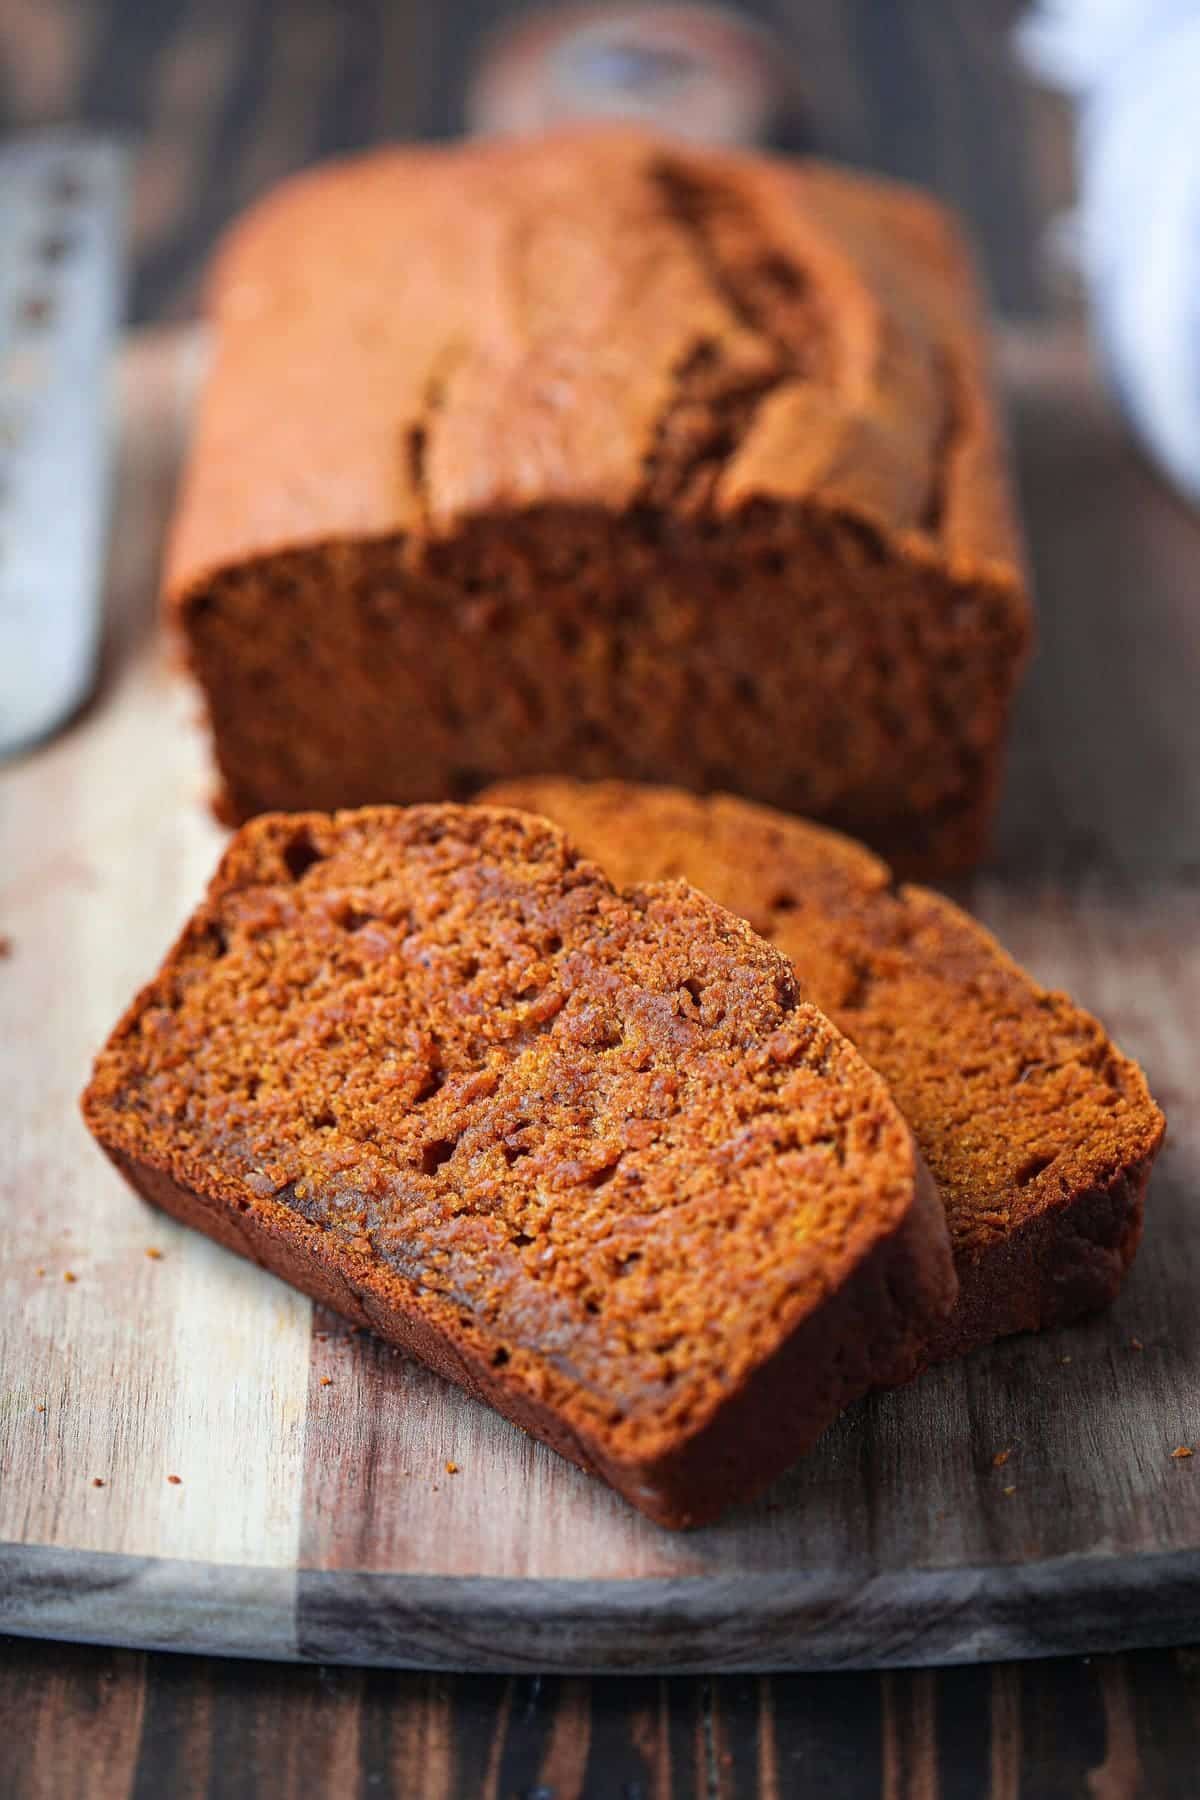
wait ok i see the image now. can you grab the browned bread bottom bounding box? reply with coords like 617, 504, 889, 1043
81, 804, 955, 1526
485, 779, 1166, 1361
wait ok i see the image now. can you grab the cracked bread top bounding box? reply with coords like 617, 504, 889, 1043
165, 127, 1026, 608
82, 805, 943, 1459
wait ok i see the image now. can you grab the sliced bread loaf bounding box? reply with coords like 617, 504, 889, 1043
167, 128, 1030, 875
81, 804, 954, 1525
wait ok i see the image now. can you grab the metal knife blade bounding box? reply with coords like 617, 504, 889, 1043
0, 132, 129, 758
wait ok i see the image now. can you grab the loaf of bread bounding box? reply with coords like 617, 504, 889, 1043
167, 128, 1031, 876
81, 805, 955, 1526
486, 779, 1165, 1360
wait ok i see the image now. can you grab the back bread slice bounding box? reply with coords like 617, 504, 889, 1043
484, 780, 1165, 1361
81, 805, 954, 1528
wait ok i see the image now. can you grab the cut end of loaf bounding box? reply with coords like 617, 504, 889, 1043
177, 493, 1026, 877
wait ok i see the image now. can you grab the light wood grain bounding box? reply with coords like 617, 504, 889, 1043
2, 326, 1199, 1670
0, 335, 312, 1590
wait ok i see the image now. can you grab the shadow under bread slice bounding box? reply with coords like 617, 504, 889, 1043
483, 779, 1165, 1362
81, 804, 954, 1527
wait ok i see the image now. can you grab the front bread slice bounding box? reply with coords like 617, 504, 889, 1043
82, 803, 954, 1526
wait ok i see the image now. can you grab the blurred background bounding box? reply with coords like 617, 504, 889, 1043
0, 0, 1071, 326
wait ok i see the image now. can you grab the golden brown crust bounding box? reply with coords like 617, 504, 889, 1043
166, 128, 1026, 599
81, 803, 956, 1526
484, 778, 1166, 1360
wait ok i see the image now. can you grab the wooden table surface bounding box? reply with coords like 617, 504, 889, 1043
4, 3, 1193, 1796
5, 1632, 1194, 1798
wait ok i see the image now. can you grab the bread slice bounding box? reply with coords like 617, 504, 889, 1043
484, 780, 1165, 1360
81, 805, 954, 1527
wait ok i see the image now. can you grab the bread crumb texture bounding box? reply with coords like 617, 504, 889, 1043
82, 804, 950, 1521
485, 778, 1166, 1357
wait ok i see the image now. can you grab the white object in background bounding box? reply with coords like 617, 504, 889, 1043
1020, 1, 1200, 503
0, 133, 129, 757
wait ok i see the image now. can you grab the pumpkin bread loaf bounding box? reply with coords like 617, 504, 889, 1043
166, 128, 1030, 876
486, 779, 1165, 1361
81, 805, 955, 1527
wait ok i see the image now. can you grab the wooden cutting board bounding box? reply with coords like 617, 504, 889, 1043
2, 327, 1198, 1673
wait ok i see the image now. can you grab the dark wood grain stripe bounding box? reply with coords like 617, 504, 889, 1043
989, 1664, 1022, 1800
756, 1674, 781, 1800
1088, 1657, 1141, 1800
10, 1634, 1200, 1797
881, 1670, 939, 1800
1019, 1653, 1107, 1795
0, 1638, 147, 1800
707, 1672, 756, 1795
588, 1674, 676, 1796
933, 1664, 993, 1798
765, 1671, 885, 1798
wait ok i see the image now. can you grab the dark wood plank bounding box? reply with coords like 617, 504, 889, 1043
762, 1671, 885, 1797
1015, 1653, 1108, 1799
10, 1637, 1200, 1797
0, 1638, 148, 1800
0, 0, 1057, 322
933, 1665, 998, 1800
